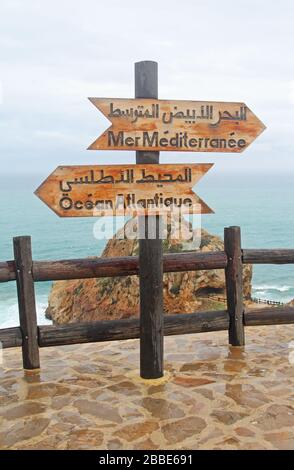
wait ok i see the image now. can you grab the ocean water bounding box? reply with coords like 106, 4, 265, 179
0, 172, 294, 328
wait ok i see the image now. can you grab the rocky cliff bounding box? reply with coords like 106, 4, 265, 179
46, 217, 252, 325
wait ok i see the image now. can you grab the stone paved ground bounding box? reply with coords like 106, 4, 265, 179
0, 324, 294, 450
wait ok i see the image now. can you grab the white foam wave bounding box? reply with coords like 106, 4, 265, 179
253, 284, 292, 293
0, 297, 52, 328
254, 290, 266, 296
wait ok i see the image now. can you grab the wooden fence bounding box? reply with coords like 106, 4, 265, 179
207, 294, 285, 307
251, 298, 285, 306
1, 225, 294, 371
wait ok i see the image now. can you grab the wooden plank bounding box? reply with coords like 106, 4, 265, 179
88, 98, 266, 152
0, 251, 228, 283
136, 60, 163, 379
243, 249, 294, 264
245, 307, 294, 326
224, 226, 245, 346
13, 236, 40, 369
38, 310, 229, 347
34, 163, 213, 217
0, 327, 22, 348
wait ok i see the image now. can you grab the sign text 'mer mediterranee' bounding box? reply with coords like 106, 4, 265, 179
88, 98, 266, 152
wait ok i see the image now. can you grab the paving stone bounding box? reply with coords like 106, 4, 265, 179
211, 410, 248, 425
173, 376, 215, 388
161, 416, 206, 444
255, 404, 294, 431
142, 397, 185, 419
114, 421, 159, 442
1, 402, 46, 420
74, 399, 122, 424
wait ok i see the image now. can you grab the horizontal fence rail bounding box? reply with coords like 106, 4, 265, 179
37, 307, 294, 347
2, 307, 294, 350
0, 251, 228, 283
244, 306, 294, 326
1, 227, 294, 371
3, 248, 294, 285
0, 327, 23, 348
242, 249, 294, 264
38, 310, 229, 348
0, 261, 15, 282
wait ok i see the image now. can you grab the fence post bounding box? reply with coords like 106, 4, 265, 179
13, 236, 40, 369
135, 60, 164, 379
224, 226, 245, 346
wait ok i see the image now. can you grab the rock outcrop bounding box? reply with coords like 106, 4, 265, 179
46, 217, 252, 325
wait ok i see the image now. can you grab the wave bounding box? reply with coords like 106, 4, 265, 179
253, 284, 293, 293
0, 297, 52, 329
252, 283, 294, 303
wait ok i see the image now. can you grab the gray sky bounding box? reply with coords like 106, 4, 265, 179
1, 0, 294, 176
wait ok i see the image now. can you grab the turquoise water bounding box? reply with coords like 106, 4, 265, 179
1, 172, 294, 327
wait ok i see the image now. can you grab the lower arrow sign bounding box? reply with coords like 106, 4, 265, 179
35, 164, 213, 217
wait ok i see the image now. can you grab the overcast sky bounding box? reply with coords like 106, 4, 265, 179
1, 0, 294, 176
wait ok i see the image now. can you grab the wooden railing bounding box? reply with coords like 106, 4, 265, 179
1, 226, 294, 370
206, 294, 285, 307
251, 298, 285, 306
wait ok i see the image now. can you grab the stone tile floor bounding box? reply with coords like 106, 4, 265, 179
0, 324, 294, 450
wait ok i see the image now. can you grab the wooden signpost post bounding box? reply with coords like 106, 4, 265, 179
135, 62, 163, 379
34, 164, 213, 217
35, 60, 266, 379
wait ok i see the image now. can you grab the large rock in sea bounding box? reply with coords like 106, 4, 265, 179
46, 217, 252, 325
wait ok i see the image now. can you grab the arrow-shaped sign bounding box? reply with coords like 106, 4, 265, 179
88, 98, 265, 153
35, 164, 213, 217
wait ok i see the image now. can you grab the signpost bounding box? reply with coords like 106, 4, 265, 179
88, 98, 265, 152
134, 61, 163, 380
34, 163, 213, 217
35, 59, 266, 379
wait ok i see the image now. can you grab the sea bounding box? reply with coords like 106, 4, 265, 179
1, 172, 294, 328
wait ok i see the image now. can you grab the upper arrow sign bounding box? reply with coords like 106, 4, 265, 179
88, 98, 265, 152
